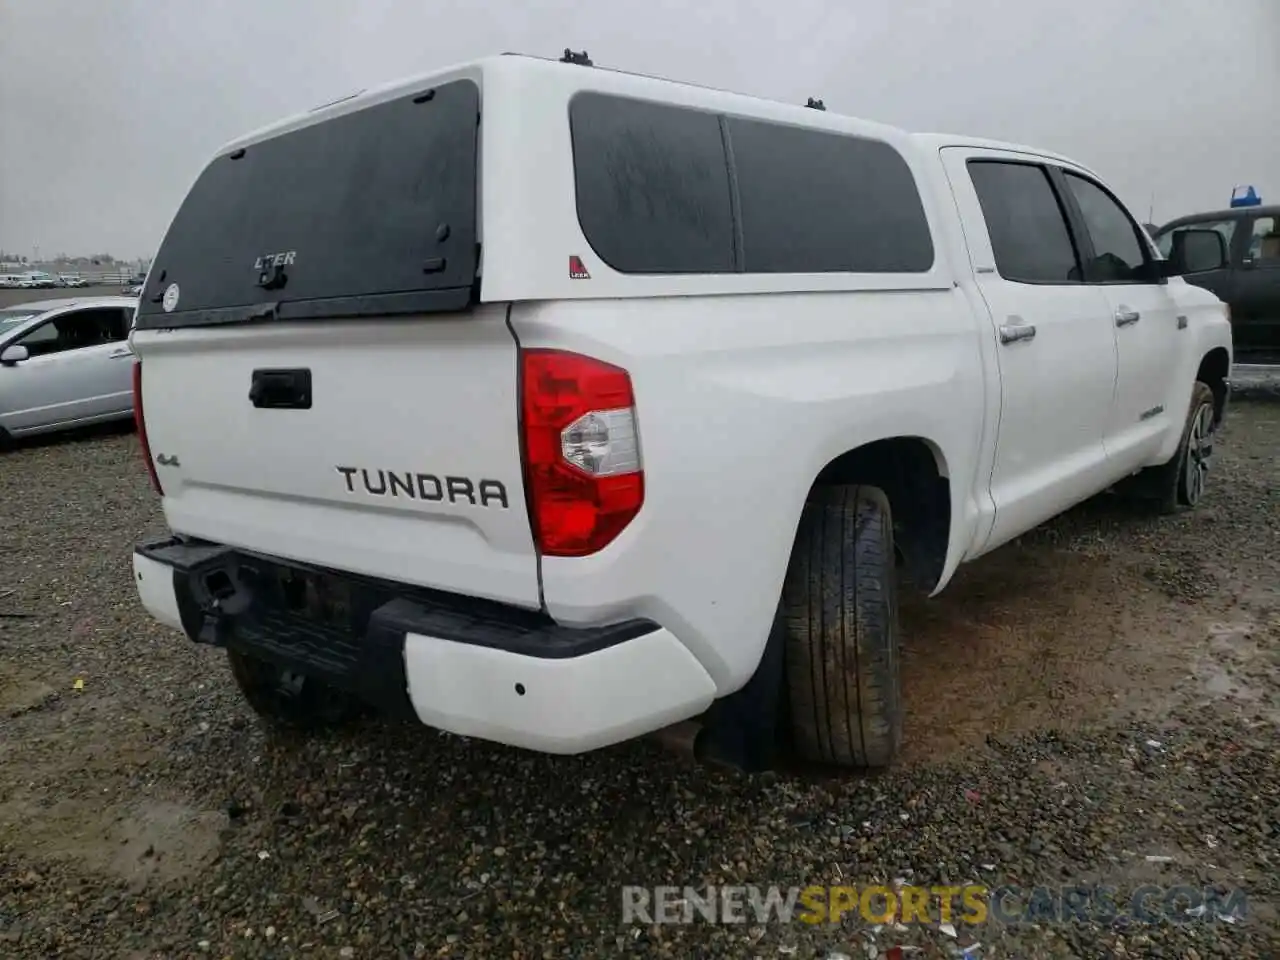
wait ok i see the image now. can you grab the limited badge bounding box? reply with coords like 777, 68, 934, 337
162, 283, 180, 312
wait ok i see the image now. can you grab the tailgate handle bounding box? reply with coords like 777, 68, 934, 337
249, 368, 312, 409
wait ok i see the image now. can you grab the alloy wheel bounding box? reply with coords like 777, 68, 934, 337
1183, 401, 1214, 506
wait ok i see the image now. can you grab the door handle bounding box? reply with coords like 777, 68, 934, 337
1115, 307, 1141, 327
999, 321, 1037, 345
249, 368, 312, 409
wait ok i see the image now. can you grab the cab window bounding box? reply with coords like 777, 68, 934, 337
16, 308, 130, 358
1060, 172, 1150, 283
967, 160, 1083, 284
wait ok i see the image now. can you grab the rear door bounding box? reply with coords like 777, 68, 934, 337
62, 306, 135, 418
942, 149, 1118, 553
1234, 212, 1280, 356
131, 74, 543, 608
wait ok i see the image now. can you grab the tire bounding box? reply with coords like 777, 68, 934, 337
781, 484, 902, 769
227, 649, 366, 732
1126, 381, 1217, 515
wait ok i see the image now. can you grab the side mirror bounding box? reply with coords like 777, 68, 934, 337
1165, 229, 1228, 276
0, 344, 30, 366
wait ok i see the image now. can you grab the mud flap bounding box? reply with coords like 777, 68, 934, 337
697, 606, 787, 772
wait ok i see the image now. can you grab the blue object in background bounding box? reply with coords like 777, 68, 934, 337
1230, 185, 1262, 208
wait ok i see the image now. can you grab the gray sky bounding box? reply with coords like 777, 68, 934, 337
1, 0, 1276, 259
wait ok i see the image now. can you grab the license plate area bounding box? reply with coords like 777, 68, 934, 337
225, 560, 366, 675
278, 566, 352, 629
233, 557, 364, 635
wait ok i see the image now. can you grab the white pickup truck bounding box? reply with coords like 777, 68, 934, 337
129, 51, 1233, 771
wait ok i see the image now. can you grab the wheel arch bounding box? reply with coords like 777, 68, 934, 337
807, 435, 953, 594
1196, 346, 1230, 428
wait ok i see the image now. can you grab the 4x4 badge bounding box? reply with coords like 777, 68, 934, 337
569, 256, 591, 280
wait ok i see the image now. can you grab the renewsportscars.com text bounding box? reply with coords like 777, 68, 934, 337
621, 883, 1248, 927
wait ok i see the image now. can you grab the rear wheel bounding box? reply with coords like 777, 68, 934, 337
227, 649, 366, 732
781, 484, 902, 769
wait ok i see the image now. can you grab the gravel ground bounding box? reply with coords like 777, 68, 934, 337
1, 399, 1277, 960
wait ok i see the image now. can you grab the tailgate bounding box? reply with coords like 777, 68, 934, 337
131, 309, 541, 607
129, 72, 542, 606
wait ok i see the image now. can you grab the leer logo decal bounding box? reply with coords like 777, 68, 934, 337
254, 251, 297, 270
569, 255, 591, 280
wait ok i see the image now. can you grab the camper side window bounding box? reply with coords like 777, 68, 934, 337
569, 93, 934, 276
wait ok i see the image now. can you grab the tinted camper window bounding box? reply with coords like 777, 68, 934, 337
726, 118, 934, 273
569, 93, 736, 274
570, 93, 934, 276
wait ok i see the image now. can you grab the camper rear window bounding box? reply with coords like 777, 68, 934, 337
136, 79, 480, 329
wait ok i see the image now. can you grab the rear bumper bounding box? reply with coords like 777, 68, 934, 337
132, 537, 715, 754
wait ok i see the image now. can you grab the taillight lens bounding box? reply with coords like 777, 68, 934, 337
520, 349, 644, 557
132, 360, 163, 495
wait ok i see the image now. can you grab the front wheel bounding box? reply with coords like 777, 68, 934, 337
781, 484, 902, 769
1124, 381, 1217, 514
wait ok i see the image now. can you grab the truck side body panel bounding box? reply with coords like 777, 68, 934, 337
511, 289, 989, 692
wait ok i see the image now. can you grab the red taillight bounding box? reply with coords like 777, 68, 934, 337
520, 349, 644, 557
132, 361, 163, 495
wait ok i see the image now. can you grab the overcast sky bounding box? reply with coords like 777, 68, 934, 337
1, 0, 1276, 260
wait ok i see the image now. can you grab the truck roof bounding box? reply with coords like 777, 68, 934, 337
215, 54, 1104, 191
216, 52, 920, 156
910, 132, 1101, 178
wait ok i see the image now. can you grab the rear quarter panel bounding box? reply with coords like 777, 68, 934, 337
512, 290, 988, 693
484, 66, 999, 692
